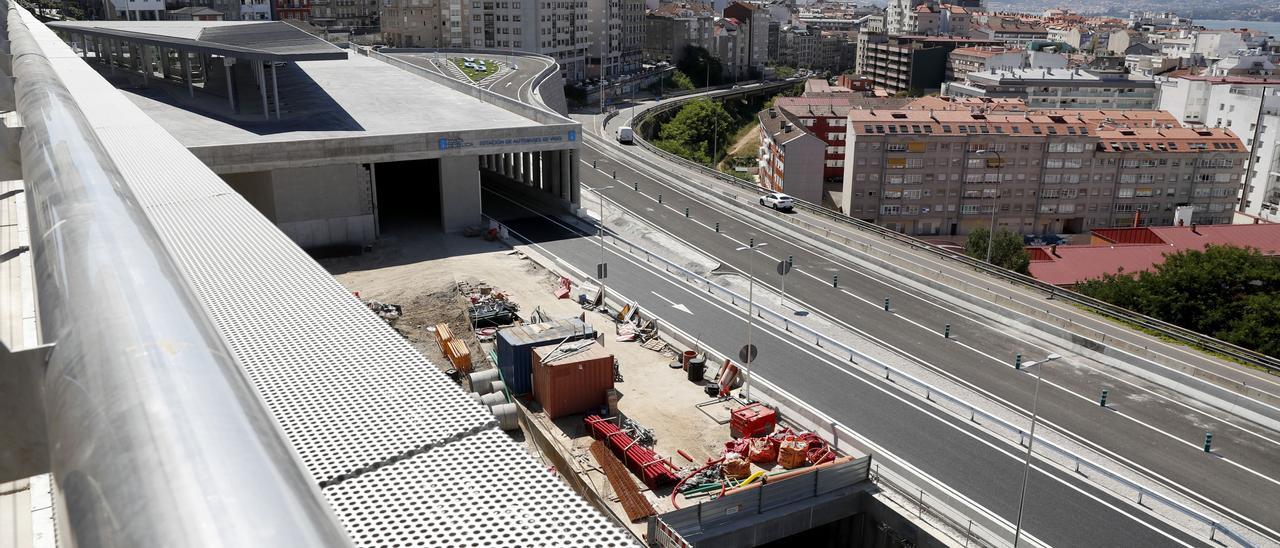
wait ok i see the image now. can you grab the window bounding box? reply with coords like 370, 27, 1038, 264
886, 143, 907, 152
886, 158, 907, 169
966, 158, 986, 168
1118, 188, 1134, 198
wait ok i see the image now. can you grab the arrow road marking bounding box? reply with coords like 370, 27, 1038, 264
651, 291, 692, 314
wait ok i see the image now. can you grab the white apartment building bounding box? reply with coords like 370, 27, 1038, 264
381, 0, 591, 81
587, 0, 644, 79
106, 0, 166, 20
1159, 75, 1280, 219
1155, 29, 1247, 63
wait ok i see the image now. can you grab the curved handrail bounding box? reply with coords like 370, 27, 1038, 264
6, 4, 350, 546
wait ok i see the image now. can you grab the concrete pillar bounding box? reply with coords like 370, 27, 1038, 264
183, 52, 193, 98
258, 61, 269, 121
548, 150, 562, 199
569, 149, 580, 206
158, 47, 168, 80
140, 45, 149, 86
531, 152, 541, 190
522, 153, 533, 185
439, 155, 482, 232
271, 63, 280, 119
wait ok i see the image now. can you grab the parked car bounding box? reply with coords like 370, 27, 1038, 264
759, 192, 794, 211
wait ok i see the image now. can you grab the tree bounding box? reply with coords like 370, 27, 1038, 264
667, 70, 695, 91
657, 98, 734, 165
963, 227, 1030, 274
1075, 245, 1280, 358
677, 46, 724, 87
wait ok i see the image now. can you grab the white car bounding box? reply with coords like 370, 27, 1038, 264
759, 192, 795, 211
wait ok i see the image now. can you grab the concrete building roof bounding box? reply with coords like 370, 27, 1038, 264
774, 95, 912, 118
1030, 224, 1280, 285
966, 67, 1155, 85
902, 95, 1028, 111
50, 21, 347, 61
110, 53, 566, 173
950, 46, 1023, 58
847, 109, 1181, 134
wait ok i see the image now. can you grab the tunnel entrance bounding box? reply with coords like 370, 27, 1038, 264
375, 159, 441, 234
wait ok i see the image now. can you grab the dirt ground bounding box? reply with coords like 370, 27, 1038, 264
320, 224, 800, 536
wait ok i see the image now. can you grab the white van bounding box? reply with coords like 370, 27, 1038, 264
616, 126, 635, 144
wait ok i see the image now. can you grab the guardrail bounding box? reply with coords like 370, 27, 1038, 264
626, 96, 1280, 375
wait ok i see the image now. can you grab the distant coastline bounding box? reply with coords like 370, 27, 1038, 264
1197, 19, 1280, 36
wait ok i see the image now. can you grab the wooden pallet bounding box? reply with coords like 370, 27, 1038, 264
589, 441, 656, 522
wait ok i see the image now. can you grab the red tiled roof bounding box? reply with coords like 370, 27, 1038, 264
1030, 224, 1280, 285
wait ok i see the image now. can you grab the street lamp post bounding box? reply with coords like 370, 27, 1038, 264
1013, 352, 1061, 547
595, 185, 615, 307
734, 240, 768, 401
974, 149, 1004, 264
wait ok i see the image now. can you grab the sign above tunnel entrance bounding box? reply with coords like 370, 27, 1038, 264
438, 131, 576, 151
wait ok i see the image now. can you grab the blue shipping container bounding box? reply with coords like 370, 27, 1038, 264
495, 319, 596, 394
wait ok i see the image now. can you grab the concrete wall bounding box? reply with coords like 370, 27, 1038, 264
222, 170, 277, 220
439, 155, 482, 232
224, 164, 376, 249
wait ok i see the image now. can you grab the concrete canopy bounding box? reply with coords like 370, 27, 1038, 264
48, 20, 348, 62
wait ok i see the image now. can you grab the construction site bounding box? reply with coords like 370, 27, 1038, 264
320, 225, 924, 547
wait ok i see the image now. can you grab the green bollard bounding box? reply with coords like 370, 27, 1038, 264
833, 274, 838, 288
944, 324, 951, 339
884, 298, 890, 311
1100, 389, 1109, 407
715, 222, 720, 232
658, 194, 663, 204
1015, 353, 1023, 370
1204, 432, 1213, 453
684, 207, 689, 217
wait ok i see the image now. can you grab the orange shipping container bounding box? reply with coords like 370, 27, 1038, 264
532, 342, 615, 419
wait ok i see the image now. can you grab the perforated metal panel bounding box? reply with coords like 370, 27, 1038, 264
325, 429, 636, 547
51, 21, 634, 542
143, 195, 497, 484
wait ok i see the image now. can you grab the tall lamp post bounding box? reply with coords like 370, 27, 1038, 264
974, 149, 1004, 264
595, 185, 615, 307
1013, 352, 1061, 547
734, 240, 767, 401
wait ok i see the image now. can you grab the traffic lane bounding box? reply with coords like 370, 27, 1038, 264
576, 155, 1280, 527
480, 195, 1202, 547
580, 147, 1280, 459
595, 125, 1280, 396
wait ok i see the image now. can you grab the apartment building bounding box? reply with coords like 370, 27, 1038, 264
643, 1, 714, 64
588, 0, 644, 79
969, 14, 1048, 47
1159, 75, 1280, 220
855, 34, 1000, 93
381, 0, 590, 81
758, 108, 827, 203
840, 109, 1246, 235
946, 46, 1022, 81
943, 67, 1158, 110
724, 1, 770, 77
275, 0, 311, 21
885, 0, 982, 36
310, 0, 378, 29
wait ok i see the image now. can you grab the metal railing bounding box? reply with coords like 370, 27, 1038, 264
4, 3, 351, 545
626, 96, 1280, 375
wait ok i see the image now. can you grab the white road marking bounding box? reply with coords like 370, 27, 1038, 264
650, 290, 692, 314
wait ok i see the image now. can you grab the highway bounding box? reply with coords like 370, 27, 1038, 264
571, 126, 1280, 537
480, 177, 1203, 547
452, 60, 1280, 543
389, 51, 554, 103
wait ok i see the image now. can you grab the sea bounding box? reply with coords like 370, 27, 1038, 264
1197, 19, 1280, 37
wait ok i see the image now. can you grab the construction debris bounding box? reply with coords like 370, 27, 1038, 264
363, 299, 402, 325
589, 441, 657, 523
462, 283, 519, 327
585, 415, 679, 489
621, 416, 656, 447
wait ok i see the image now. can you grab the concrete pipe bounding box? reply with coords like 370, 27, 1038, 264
468, 369, 501, 394
492, 403, 519, 431
480, 392, 507, 408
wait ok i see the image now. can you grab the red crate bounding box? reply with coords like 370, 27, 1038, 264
730, 403, 776, 438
